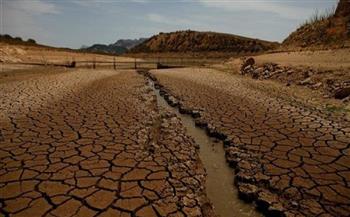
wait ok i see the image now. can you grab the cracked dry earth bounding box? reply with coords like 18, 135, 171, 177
0, 69, 213, 217
150, 68, 350, 217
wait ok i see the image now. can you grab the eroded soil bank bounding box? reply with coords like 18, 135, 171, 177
145, 68, 350, 217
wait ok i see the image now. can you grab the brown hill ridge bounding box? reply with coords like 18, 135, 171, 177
283, 0, 350, 48
130, 30, 278, 54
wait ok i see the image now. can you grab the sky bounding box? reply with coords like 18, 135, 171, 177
1, 0, 338, 49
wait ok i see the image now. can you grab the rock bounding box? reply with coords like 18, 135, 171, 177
255, 67, 264, 74
179, 106, 192, 114
311, 82, 322, 89
334, 87, 350, 99
240, 57, 255, 75
242, 57, 255, 68
238, 184, 258, 202
252, 70, 260, 79
244, 65, 252, 72
206, 125, 226, 139
268, 203, 286, 217
194, 119, 207, 128
167, 96, 179, 106
159, 89, 166, 96
225, 152, 240, 167
291, 201, 299, 208
256, 190, 279, 212
236, 171, 254, 183
287, 70, 294, 75
299, 77, 313, 85
254, 173, 270, 185
342, 96, 350, 102
275, 69, 283, 74
191, 110, 201, 118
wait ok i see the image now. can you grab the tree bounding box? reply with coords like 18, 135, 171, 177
14, 37, 23, 42
27, 38, 36, 44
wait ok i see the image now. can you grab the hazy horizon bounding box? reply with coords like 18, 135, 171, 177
2, 0, 337, 49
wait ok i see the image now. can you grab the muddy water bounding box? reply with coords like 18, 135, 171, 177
149, 81, 262, 217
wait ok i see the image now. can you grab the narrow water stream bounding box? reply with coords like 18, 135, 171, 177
149, 80, 262, 217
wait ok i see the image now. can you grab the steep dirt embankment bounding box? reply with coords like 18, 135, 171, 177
283, 0, 350, 49
130, 30, 278, 55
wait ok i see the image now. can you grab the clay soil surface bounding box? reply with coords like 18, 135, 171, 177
150, 67, 350, 217
0, 68, 213, 217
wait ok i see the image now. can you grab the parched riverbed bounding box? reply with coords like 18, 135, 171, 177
0, 67, 349, 217
0, 69, 214, 217
147, 67, 350, 217
148, 78, 262, 217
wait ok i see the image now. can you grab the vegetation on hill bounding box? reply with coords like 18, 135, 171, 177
0, 34, 37, 45
283, 0, 350, 48
130, 30, 278, 54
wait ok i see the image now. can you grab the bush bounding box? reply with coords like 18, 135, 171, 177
14, 37, 23, 42
27, 38, 36, 44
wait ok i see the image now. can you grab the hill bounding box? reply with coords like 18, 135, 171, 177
283, 0, 350, 48
80, 44, 128, 55
129, 30, 278, 54
81, 38, 147, 55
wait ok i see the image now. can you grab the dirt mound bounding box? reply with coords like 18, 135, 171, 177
130, 30, 278, 54
283, 0, 350, 49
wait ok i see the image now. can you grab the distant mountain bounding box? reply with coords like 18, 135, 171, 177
113, 38, 148, 50
130, 30, 278, 54
80, 44, 128, 55
81, 38, 147, 55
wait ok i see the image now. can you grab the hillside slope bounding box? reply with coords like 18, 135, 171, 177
130, 30, 278, 54
283, 0, 350, 48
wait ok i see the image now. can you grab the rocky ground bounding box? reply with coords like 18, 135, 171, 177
0, 69, 214, 217
238, 57, 350, 102
217, 49, 350, 103
214, 49, 350, 117
149, 68, 350, 217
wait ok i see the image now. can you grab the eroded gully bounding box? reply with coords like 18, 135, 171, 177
147, 78, 262, 217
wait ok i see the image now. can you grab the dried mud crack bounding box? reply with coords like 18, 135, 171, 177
0, 69, 214, 217
140, 69, 263, 217
145, 68, 350, 217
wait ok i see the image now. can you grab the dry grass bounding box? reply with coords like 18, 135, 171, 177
299, 6, 336, 28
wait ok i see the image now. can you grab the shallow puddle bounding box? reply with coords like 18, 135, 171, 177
149, 80, 262, 217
